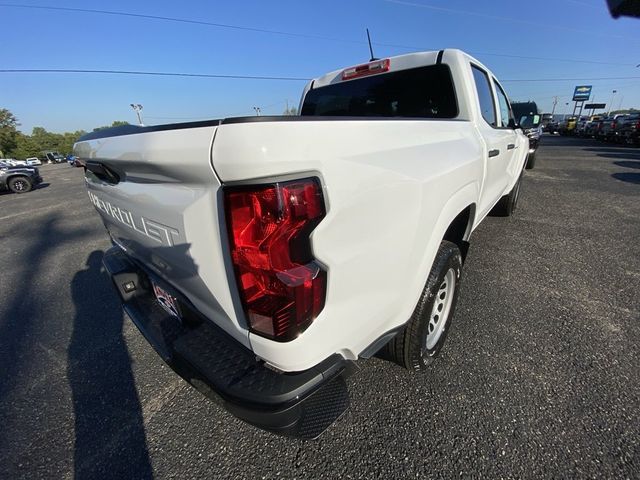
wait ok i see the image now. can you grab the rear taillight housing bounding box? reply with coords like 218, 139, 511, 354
224, 177, 326, 342
342, 58, 390, 81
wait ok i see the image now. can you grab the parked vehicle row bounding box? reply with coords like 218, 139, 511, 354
550, 113, 639, 145
0, 157, 43, 167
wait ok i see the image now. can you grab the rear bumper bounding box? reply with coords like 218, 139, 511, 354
102, 245, 351, 438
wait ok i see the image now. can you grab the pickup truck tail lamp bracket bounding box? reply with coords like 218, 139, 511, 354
224, 178, 327, 342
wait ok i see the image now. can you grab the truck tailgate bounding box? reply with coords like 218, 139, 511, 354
75, 125, 249, 347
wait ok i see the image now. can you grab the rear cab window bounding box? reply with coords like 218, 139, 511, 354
493, 80, 515, 128
301, 64, 458, 119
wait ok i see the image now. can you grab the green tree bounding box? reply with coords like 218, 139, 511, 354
59, 130, 87, 155
11, 132, 41, 159
31, 126, 61, 152
0, 108, 19, 157
92, 120, 130, 132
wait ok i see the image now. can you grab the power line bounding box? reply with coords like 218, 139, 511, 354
0, 3, 636, 68
0, 69, 309, 81
384, 0, 638, 41
2, 68, 639, 84
136, 101, 289, 122
0, 3, 364, 44
502, 76, 640, 82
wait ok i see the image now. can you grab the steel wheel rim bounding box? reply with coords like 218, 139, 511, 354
425, 268, 456, 351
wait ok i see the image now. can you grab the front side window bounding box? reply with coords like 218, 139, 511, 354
494, 81, 514, 127
301, 64, 458, 119
471, 66, 496, 127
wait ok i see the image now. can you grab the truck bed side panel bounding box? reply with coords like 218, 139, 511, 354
211, 119, 483, 370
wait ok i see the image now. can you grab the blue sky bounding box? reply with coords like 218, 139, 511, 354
2, 0, 639, 133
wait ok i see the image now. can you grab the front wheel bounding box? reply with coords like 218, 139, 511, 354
8, 176, 33, 193
385, 241, 463, 371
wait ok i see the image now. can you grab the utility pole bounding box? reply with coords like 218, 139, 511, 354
551, 96, 558, 117
130, 103, 144, 125
253, 107, 261, 116
607, 90, 617, 116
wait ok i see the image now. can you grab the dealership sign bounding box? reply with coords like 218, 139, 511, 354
573, 85, 592, 101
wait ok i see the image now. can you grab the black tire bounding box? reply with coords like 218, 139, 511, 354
490, 173, 522, 217
525, 151, 536, 170
385, 241, 463, 371
8, 176, 33, 193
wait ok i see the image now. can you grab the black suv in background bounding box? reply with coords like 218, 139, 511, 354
512, 101, 542, 169
0, 162, 43, 193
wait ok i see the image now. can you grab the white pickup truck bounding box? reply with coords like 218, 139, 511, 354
75, 49, 528, 438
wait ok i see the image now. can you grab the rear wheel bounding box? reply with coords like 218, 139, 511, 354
490, 173, 522, 217
385, 241, 463, 371
525, 151, 536, 170
8, 176, 33, 193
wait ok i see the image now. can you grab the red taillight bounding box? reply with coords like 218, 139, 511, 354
341, 58, 390, 81
224, 178, 326, 342
612, 121, 617, 129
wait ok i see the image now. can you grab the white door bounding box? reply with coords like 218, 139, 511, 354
470, 65, 518, 216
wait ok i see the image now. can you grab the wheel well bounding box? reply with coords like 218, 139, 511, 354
8, 174, 30, 183
443, 205, 474, 262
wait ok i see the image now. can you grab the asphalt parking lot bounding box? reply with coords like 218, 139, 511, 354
1, 136, 639, 479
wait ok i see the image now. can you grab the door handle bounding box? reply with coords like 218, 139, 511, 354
507, 143, 516, 150
488, 149, 500, 157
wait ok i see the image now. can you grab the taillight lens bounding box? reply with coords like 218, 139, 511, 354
224, 177, 326, 342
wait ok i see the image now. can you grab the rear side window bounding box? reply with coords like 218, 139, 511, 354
471, 66, 496, 127
494, 81, 513, 127
301, 65, 458, 118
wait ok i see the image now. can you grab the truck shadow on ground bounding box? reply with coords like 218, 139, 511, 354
582, 144, 639, 153
598, 152, 640, 161
613, 161, 640, 170
68, 250, 153, 479
611, 172, 640, 184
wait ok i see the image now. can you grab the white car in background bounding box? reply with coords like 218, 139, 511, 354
25, 157, 42, 166
0, 158, 20, 166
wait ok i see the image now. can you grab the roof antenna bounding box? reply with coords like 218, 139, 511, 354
366, 28, 378, 62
